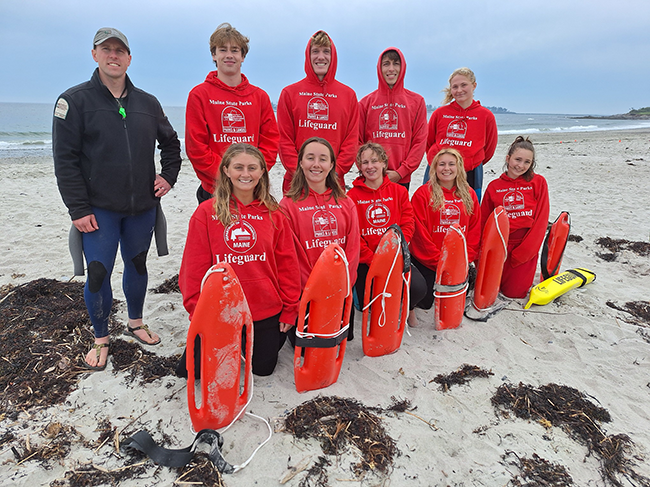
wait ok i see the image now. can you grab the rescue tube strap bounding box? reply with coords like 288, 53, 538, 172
434, 278, 469, 294
121, 428, 234, 473
295, 325, 349, 348
566, 269, 588, 287
434, 282, 469, 299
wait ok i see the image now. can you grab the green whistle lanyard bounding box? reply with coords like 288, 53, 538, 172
116, 86, 127, 120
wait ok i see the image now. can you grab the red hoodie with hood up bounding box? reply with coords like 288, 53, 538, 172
425, 100, 497, 172
185, 72, 279, 194
277, 32, 359, 190
358, 48, 428, 184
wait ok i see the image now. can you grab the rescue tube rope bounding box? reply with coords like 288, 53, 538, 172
295, 246, 352, 343
362, 232, 403, 328
494, 207, 508, 261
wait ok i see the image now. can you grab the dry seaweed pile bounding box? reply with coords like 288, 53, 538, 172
431, 364, 494, 392
111, 338, 179, 385
596, 237, 650, 260
284, 396, 404, 483
492, 383, 650, 487
172, 453, 225, 487
0, 279, 120, 415
568, 234, 583, 243
50, 460, 150, 487
150, 274, 180, 294
504, 451, 574, 486
606, 301, 650, 327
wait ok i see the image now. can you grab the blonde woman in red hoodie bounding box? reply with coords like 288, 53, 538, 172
177, 143, 300, 377
423, 68, 497, 202
410, 148, 481, 309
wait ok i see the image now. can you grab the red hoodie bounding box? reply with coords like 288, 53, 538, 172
185, 72, 279, 193
179, 198, 300, 324
481, 173, 549, 267
426, 100, 497, 171
280, 189, 360, 287
347, 175, 414, 265
358, 48, 427, 184
410, 184, 481, 269
277, 33, 359, 190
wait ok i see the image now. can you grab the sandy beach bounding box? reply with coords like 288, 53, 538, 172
1, 129, 650, 486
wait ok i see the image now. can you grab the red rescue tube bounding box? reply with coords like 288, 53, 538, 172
472, 206, 510, 312
187, 263, 253, 431
434, 224, 469, 330
362, 226, 410, 357
541, 211, 571, 280
294, 243, 352, 393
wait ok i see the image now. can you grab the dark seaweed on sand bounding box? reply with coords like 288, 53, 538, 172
492, 383, 650, 487
567, 234, 583, 243
0, 279, 119, 414
299, 456, 332, 487
284, 396, 403, 480
172, 452, 225, 487
111, 338, 179, 385
606, 300, 650, 327
504, 451, 574, 486
431, 364, 494, 392
150, 274, 180, 294
596, 237, 650, 258
49, 459, 150, 487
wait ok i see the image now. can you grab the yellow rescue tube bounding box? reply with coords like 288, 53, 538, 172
524, 268, 596, 309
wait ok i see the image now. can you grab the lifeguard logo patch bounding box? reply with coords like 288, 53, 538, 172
440, 204, 461, 225
446, 118, 467, 139
503, 190, 525, 211
366, 202, 390, 227
222, 107, 246, 133
224, 220, 257, 253
307, 96, 329, 121
378, 108, 398, 130
54, 98, 69, 120
312, 209, 338, 238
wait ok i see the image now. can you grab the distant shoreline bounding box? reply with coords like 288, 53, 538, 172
572, 114, 650, 120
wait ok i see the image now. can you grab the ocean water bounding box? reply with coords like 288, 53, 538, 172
2, 102, 650, 159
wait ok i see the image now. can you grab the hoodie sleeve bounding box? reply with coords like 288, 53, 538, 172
358, 98, 369, 145
257, 91, 279, 171
335, 92, 360, 177
480, 181, 498, 233
510, 176, 550, 267
466, 191, 482, 263
482, 110, 498, 165
343, 197, 361, 285
397, 97, 428, 180
156, 100, 182, 187
178, 206, 214, 320
185, 86, 221, 190
425, 108, 443, 163
277, 88, 300, 178
274, 213, 301, 324
409, 187, 442, 269
398, 186, 416, 242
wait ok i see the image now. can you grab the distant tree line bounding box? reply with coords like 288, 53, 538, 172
425, 104, 512, 114
628, 107, 650, 115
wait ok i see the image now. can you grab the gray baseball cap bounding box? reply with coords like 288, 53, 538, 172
93, 27, 130, 53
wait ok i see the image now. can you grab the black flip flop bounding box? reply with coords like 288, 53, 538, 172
125, 324, 161, 346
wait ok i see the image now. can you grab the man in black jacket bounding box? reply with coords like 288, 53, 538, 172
53, 27, 181, 370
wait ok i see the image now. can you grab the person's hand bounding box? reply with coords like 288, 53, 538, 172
154, 174, 171, 197
73, 214, 99, 233
386, 170, 401, 183
279, 322, 294, 333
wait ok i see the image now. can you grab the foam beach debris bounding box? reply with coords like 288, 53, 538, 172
491, 383, 650, 487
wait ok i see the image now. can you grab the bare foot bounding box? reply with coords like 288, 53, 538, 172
127, 318, 161, 345
407, 310, 419, 328
85, 337, 109, 370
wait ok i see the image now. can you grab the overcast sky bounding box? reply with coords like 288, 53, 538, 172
1, 0, 648, 115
